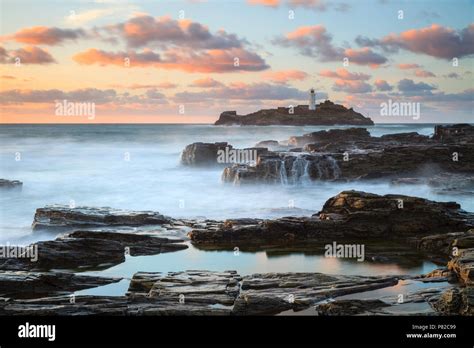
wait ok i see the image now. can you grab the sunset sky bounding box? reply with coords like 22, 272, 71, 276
0, 0, 473, 123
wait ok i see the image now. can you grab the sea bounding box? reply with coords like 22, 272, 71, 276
0, 123, 471, 293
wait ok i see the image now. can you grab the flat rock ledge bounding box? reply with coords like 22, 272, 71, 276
0, 271, 121, 299
32, 205, 171, 231
0, 270, 400, 316
189, 190, 474, 247
0, 230, 188, 271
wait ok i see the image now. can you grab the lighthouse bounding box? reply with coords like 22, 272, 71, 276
309, 88, 316, 110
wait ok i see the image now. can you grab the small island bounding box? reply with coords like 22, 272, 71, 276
215, 90, 374, 126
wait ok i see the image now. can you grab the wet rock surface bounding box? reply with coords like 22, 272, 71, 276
0, 270, 402, 316
0, 230, 187, 271
0, 271, 121, 299
181, 142, 231, 166
219, 125, 474, 184
316, 299, 391, 315
189, 190, 474, 247
32, 205, 171, 231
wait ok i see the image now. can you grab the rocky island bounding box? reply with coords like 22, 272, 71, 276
214, 100, 374, 126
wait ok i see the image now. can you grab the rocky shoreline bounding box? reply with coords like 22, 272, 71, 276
0, 189, 473, 315
180, 124, 474, 187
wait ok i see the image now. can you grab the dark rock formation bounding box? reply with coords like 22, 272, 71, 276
432, 287, 474, 315
220, 125, 474, 184
0, 270, 401, 316
0, 230, 187, 271
433, 124, 474, 144
316, 299, 390, 315
215, 100, 374, 126
181, 142, 231, 166
448, 248, 474, 286
189, 190, 474, 247
0, 179, 22, 189
289, 127, 372, 147
181, 142, 268, 166
32, 205, 171, 231
0, 271, 121, 299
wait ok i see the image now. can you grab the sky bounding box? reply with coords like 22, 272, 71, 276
0, 0, 473, 123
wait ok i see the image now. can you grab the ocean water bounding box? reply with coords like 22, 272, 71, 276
0, 124, 471, 280
0, 123, 472, 242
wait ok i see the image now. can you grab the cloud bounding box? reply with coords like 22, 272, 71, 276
248, 0, 350, 12
397, 63, 422, 70
397, 78, 436, 95
360, 24, 474, 59
274, 25, 387, 67
0, 88, 171, 106
112, 83, 178, 89
443, 72, 461, 79
343, 48, 387, 68
0, 46, 56, 64
247, 0, 280, 7
414, 69, 436, 78
104, 15, 246, 49
263, 69, 309, 84
1, 75, 16, 79
189, 77, 224, 88
73, 47, 269, 73
374, 79, 393, 91
174, 82, 316, 102
4, 26, 86, 45
319, 68, 370, 81
332, 80, 372, 93
64, 5, 139, 26
0, 88, 116, 104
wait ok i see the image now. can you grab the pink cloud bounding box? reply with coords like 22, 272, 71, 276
73, 47, 269, 73
319, 68, 370, 81
263, 69, 309, 84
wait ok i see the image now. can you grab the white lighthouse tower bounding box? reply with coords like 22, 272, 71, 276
309, 88, 316, 110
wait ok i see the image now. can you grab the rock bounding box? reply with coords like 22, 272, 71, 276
181, 142, 231, 166
432, 287, 473, 315
222, 152, 342, 184
128, 270, 241, 307
316, 299, 390, 315
416, 230, 474, 256
433, 124, 474, 144
288, 128, 371, 147
32, 205, 171, 231
233, 273, 398, 315
0, 179, 22, 189
255, 140, 285, 151
448, 248, 474, 286
214, 101, 374, 126
0, 270, 405, 316
0, 271, 121, 299
0, 230, 187, 271
416, 268, 454, 283
181, 142, 269, 166
189, 190, 474, 247
218, 124, 473, 184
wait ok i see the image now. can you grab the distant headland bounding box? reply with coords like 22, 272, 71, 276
215, 100, 374, 126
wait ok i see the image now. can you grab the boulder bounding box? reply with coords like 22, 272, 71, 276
32, 205, 171, 231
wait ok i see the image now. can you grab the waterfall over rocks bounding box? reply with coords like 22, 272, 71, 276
278, 154, 341, 185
